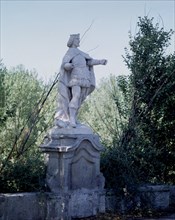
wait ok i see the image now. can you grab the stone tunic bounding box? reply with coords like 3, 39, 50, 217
69, 54, 91, 88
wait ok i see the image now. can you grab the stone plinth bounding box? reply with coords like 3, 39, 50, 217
0, 193, 47, 220
40, 124, 105, 219
139, 185, 170, 210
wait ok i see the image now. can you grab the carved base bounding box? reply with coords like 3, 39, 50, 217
46, 190, 105, 220
40, 125, 106, 218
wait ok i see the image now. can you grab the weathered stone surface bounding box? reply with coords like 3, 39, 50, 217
46, 190, 105, 220
46, 193, 70, 220
40, 125, 105, 218
170, 185, 175, 207
54, 33, 107, 128
51, 124, 93, 135
0, 195, 5, 218
0, 191, 105, 220
1, 186, 175, 219
0, 193, 46, 220
40, 127, 105, 194
70, 189, 105, 218
139, 185, 170, 210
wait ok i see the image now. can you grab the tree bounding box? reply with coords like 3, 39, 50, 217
123, 16, 175, 184
81, 17, 175, 193
0, 65, 57, 192
0, 61, 7, 127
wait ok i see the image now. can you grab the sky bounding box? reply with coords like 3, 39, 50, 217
1, 0, 175, 84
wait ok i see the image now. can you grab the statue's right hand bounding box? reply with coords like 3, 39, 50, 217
64, 63, 74, 71
100, 59, 107, 65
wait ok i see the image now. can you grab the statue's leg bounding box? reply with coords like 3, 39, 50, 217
69, 108, 77, 127
69, 86, 81, 127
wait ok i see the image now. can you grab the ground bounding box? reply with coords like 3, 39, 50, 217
75, 210, 175, 220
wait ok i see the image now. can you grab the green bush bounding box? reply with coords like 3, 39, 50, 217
0, 155, 46, 193
0, 65, 56, 193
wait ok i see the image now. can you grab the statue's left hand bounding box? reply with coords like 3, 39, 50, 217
64, 63, 74, 71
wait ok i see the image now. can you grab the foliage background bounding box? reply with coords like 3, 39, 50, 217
0, 64, 56, 192
0, 16, 174, 194
81, 16, 175, 193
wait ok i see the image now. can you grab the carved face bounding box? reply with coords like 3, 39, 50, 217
72, 36, 80, 47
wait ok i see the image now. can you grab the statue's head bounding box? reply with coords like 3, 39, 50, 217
67, 34, 80, 48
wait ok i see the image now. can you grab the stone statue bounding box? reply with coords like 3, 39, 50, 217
55, 34, 107, 128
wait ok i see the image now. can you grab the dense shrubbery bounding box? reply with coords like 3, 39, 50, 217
0, 64, 56, 192
0, 154, 46, 193
121, 16, 175, 186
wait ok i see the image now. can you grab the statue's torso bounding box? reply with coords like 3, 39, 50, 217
69, 53, 91, 88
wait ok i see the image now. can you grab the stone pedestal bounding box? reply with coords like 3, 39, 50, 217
40, 124, 105, 219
